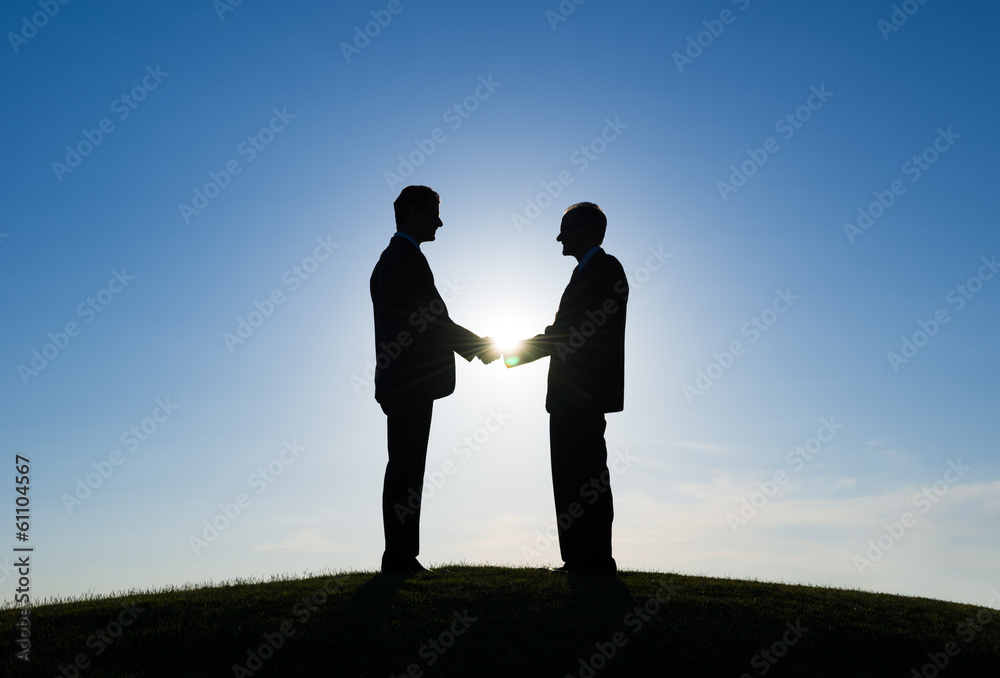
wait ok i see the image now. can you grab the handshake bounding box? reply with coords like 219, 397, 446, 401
472, 336, 523, 368
473, 337, 503, 366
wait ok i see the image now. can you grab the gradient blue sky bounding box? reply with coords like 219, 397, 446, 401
2, 0, 998, 608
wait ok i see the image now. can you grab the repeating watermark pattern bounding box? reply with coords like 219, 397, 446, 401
188, 440, 305, 556
853, 459, 970, 574
340, 0, 414, 63
843, 126, 960, 244
545, 0, 588, 31
61, 398, 180, 514
231, 576, 344, 677
878, 0, 932, 41
909, 588, 1000, 677
390, 610, 478, 678
0, 556, 18, 585
178, 106, 297, 224
56, 604, 145, 677
726, 417, 844, 534
13, 454, 32, 662
622, 246, 672, 292
13, 547, 32, 661
17, 269, 136, 386
738, 619, 810, 678
522, 449, 635, 562
349, 277, 467, 394
672, 0, 752, 73
547, 281, 628, 365
51, 65, 169, 182
683, 288, 799, 404
223, 236, 339, 354
7, 0, 72, 54
502, 246, 665, 365
214, 0, 246, 21
563, 580, 680, 678
716, 84, 834, 202
887, 255, 997, 373
383, 75, 501, 192
393, 408, 511, 524
511, 117, 628, 233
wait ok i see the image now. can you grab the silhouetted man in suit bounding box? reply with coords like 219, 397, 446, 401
371, 185, 497, 574
505, 202, 627, 575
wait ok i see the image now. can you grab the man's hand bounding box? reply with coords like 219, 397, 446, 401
569, 388, 594, 409
478, 337, 500, 365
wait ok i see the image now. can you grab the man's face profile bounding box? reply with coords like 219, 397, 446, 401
408, 202, 443, 243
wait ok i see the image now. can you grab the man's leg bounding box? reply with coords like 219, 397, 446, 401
575, 413, 615, 574
381, 399, 434, 569
550, 411, 583, 568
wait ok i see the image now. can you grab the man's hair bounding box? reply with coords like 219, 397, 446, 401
565, 202, 607, 243
394, 185, 440, 227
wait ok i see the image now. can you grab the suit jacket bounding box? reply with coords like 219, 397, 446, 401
514, 249, 628, 413
370, 236, 482, 405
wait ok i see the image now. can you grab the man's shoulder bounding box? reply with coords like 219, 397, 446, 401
589, 250, 627, 284
372, 238, 430, 290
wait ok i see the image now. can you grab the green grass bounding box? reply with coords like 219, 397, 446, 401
3, 565, 998, 676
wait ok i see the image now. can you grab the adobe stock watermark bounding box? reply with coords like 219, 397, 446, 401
541, 245, 670, 366
61, 398, 180, 514
683, 288, 799, 404
7, 0, 72, 54
178, 106, 297, 224
349, 277, 467, 394
223, 236, 339, 354
231, 576, 345, 677
214, 0, 246, 21
340, 0, 414, 63
623, 246, 672, 292
51, 65, 169, 182
909, 587, 1000, 678
522, 449, 635, 562
716, 84, 834, 202
502, 244, 666, 368
390, 610, 478, 678
726, 417, 844, 534
545, 0, 588, 31
0, 556, 20, 585
878, 0, 932, 41
17, 269, 136, 386
55, 604, 145, 678
188, 440, 305, 556
544, 279, 629, 366
393, 407, 511, 525
887, 255, 997, 372
843, 126, 960, 244
564, 579, 681, 678
853, 459, 970, 574
672, 0, 752, 73
511, 117, 628, 233
383, 75, 501, 191
738, 619, 810, 678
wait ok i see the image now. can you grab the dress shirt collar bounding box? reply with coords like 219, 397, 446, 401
393, 232, 421, 250
575, 246, 603, 272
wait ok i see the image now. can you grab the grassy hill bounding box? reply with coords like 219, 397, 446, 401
3, 565, 998, 676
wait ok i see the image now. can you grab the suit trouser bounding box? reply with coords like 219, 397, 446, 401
381, 399, 434, 563
549, 409, 615, 571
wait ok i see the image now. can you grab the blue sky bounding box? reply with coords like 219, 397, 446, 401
1, 0, 998, 609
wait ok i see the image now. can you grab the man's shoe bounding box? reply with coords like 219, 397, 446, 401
548, 563, 576, 573
381, 557, 428, 574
